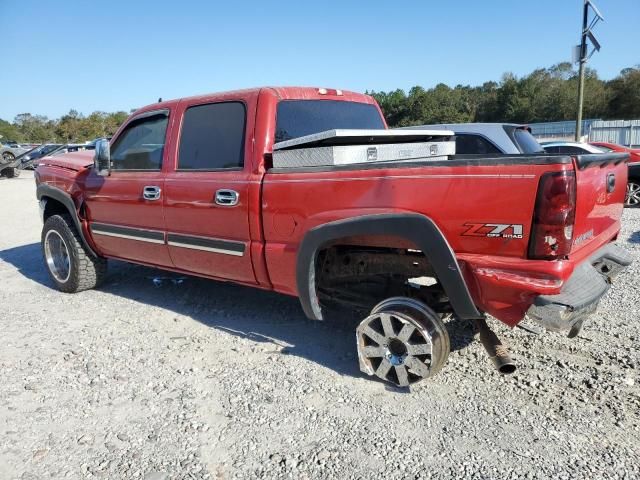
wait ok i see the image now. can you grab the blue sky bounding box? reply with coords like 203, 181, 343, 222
0, 0, 637, 120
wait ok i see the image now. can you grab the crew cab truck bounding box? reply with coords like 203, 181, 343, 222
35, 87, 632, 388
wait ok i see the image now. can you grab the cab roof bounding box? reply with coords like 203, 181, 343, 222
134, 86, 376, 116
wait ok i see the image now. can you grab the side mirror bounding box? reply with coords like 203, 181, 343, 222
94, 139, 111, 176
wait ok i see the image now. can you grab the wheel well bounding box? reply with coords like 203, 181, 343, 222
314, 242, 451, 316
296, 213, 481, 321
42, 197, 70, 222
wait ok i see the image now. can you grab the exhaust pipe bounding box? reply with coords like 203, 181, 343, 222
475, 318, 516, 374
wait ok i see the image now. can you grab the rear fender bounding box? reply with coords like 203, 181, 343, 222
296, 213, 482, 321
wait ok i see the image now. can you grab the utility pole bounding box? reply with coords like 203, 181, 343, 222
575, 2, 588, 141
574, 0, 603, 141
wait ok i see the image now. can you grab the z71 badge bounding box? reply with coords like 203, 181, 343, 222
463, 223, 524, 239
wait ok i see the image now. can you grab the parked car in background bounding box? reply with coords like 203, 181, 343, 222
589, 142, 640, 207
589, 141, 640, 161
542, 141, 638, 207
540, 141, 606, 155
1, 142, 30, 163
0, 153, 22, 178
18, 144, 63, 169
404, 123, 545, 154
36, 143, 98, 163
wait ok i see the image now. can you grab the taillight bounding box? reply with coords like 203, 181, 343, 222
528, 171, 576, 260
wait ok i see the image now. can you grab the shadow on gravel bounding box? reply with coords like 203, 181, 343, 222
629, 231, 640, 244
0, 242, 50, 285
1, 242, 475, 381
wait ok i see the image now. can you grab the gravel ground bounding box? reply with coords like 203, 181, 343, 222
1, 172, 639, 480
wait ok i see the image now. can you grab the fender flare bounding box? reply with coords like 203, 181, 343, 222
36, 184, 99, 257
296, 213, 482, 321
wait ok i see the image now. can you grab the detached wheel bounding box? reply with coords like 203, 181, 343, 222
42, 214, 107, 293
626, 180, 640, 207
356, 297, 450, 387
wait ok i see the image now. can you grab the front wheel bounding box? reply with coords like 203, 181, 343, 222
2, 152, 15, 162
42, 214, 107, 292
626, 180, 640, 207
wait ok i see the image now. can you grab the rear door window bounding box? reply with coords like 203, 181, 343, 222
178, 102, 246, 170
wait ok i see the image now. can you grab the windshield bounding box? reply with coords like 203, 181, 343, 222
275, 100, 385, 143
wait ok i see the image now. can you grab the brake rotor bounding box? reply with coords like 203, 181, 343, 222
356, 297, 450, 387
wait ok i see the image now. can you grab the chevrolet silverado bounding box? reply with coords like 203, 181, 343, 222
34, 87, 632, 387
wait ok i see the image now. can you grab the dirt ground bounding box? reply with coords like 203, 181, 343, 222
1, 172, 639, 480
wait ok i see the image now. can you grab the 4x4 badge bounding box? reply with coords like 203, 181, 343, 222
463, 223, 524, 239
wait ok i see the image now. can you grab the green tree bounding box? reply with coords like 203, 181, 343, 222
607, 67, 640, 118
0, 118, 24, 143
14, 113, 56, 142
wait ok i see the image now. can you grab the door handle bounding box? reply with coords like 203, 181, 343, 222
143, 185, 161, 201
215, 189, 239, 206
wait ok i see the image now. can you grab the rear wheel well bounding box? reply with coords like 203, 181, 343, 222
314, 243, 451, 317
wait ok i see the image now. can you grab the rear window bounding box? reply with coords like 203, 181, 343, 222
275, 100, 385, 143
509, 127, 545, 154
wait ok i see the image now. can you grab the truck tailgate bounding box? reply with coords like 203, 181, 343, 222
571, 153, 629, 257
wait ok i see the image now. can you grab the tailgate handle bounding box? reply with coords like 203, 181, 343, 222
607, 173, 615, 193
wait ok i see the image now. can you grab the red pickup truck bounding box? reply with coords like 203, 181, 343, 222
34, 87, 632, 387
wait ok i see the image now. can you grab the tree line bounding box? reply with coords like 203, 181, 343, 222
0, 110, 129, 144
1, 63, 639, 143
370, 63, 640, 127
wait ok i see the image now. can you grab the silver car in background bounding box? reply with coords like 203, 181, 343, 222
403, 123, 545, 154
1, 142, 30, 163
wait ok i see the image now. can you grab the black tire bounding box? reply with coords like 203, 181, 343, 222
6, 167, 20, 178
41, 214, 107, 293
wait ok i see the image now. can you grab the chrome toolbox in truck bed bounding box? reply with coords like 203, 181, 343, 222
272, 129, 455, 168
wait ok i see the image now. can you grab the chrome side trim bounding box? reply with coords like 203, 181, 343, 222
167, 240, 244, 256
167, 233, 245, 257
91, 230, 166, 244
90, 222, 165, 245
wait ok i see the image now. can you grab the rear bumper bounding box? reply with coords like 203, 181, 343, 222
526, 243, 632, 336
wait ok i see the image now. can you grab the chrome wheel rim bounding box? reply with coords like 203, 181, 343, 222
44, 230, 71, 283
2, 152, 14, 161
356, 297, 449, 387
626, 182, 640, 207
